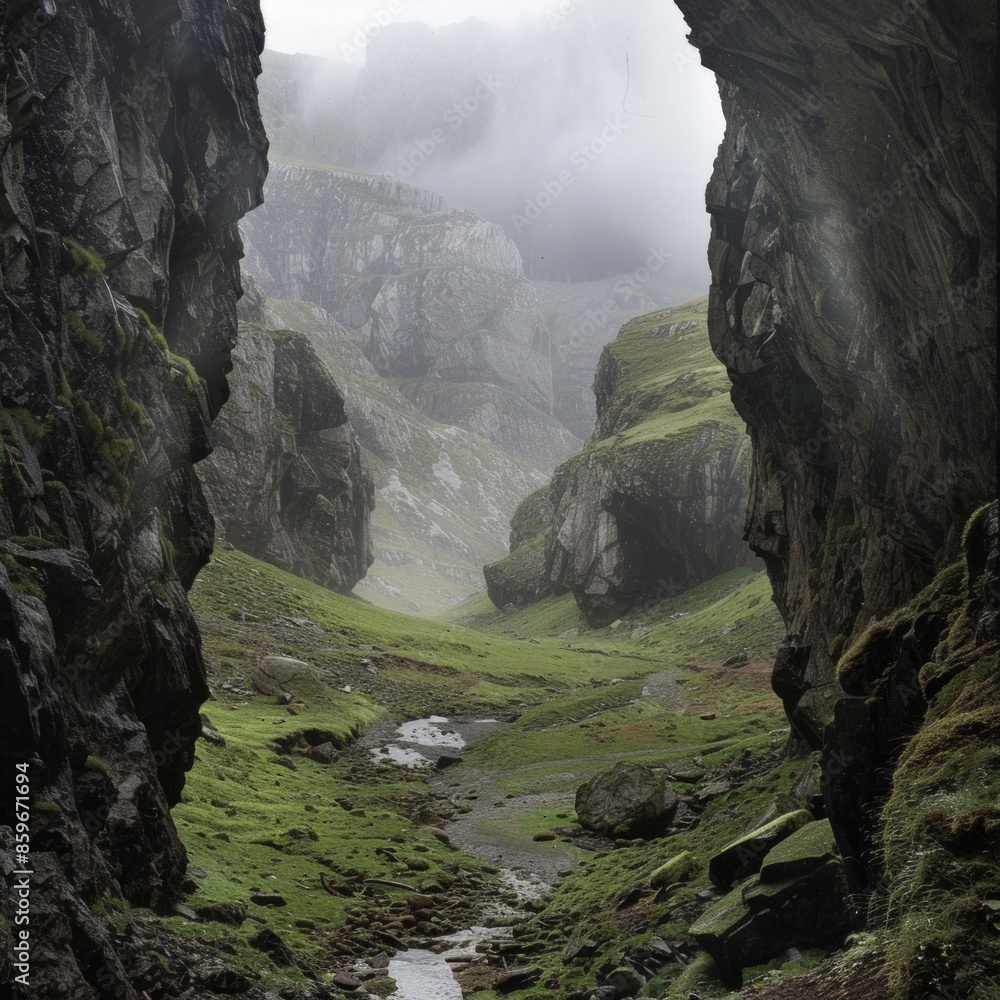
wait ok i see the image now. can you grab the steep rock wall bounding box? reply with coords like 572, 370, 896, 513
486, 301, 755, 625
675, 0, 997, 746
241, 162, 579, 470
1, 1, 266, 995
264, 296, 549, 616
197, 286, 374, 593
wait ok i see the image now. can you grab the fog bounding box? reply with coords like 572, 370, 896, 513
258, 1, 724, 291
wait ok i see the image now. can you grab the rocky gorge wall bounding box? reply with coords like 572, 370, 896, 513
197, 281, 374, 594
241, 162, 580, 471
486, 300, 757, 626
676, 0, 996, 743
676, 0, 997, 940
1, 1, 267, 995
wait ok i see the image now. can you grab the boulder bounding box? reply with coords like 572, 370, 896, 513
576, 763, 679, 839
251, 656, 322, 698
691, 825, 851, 988
708, 809, 813, 889
759, 819, 839, 884
649, 850, 701, 888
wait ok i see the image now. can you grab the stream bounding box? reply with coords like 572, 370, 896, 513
359, 716, 571, 999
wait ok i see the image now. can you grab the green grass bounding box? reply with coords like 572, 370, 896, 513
156, 546, 789, 993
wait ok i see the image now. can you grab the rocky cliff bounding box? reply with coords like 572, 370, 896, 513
486, 299, 756, 626
264, 297, 549, 616
675, 0, 997, 746
1, 1, 267, 996
241, 162, 579, 471
676, 0, 997, 989
196, 282, 374, 593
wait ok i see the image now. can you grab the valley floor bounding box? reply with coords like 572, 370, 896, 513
113, 545, 903, 999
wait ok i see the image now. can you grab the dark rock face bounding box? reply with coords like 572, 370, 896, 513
197, 302, 375, 593
575, 762, 679, 839
675, 0, 998, 979
674, 1, 997, 743
1, 1, 266, 995
691, 820, 851, 989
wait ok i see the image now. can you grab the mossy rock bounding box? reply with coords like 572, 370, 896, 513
759, 819, 839, 884
649, 850, 701, 888
251, 656, 324, 699
708, 809, 813, 889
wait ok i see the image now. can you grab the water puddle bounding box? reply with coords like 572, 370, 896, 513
368, 716, 501, 768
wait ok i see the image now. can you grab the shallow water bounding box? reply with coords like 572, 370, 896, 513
369, 715, 501, 768
386, 949, 462, 999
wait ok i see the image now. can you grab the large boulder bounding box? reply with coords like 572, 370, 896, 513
691, 820, 851, 989
575, 763, 679, 839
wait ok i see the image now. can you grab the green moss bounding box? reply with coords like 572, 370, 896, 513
836, 562, 965, 694
68, 310, 104, 353
7, 535, 59, 550
828, 633, 847, 662
69, 393, 134, 501
62, 237, 107, 279
85, 755, 111, 777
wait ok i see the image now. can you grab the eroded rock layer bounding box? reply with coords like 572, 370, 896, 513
675, 0, 997, 744
1, 2, 267, 995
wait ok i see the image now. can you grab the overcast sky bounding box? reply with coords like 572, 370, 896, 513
256, 0, 725, 292
261, 0, 589, 58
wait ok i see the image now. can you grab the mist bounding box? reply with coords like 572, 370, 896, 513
257, 1, 723, 292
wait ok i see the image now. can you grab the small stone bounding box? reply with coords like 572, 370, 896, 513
532, 829, 557, 842
249, 893, 287, 907
333, 971, 363, 990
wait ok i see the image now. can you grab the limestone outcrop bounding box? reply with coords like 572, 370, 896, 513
1, 1, 267, 995
241, 163, 579, 471
197, 285, 374, 593
486, 300, 756, 625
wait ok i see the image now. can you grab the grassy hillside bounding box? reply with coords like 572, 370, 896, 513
590, 296, 743, 447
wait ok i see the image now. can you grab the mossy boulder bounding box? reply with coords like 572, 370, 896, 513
251, 656, 323, 699
575, 762, 679, 839
691, 851, 851, 989
708, 809, 813, 889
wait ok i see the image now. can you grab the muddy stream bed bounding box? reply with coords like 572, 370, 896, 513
354, 715, 581, 998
